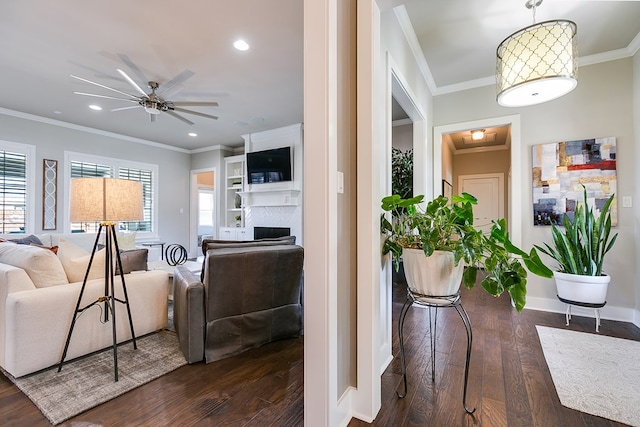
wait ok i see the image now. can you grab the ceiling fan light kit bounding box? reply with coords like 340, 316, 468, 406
71, 56, 219, 125
496, 0, 578, 107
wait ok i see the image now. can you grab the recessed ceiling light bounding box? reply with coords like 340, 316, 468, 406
89, 105, 102, 111
188, 132, 197, 137
53, 110, 62, 115
471, 129, 485, 140
233, 39, 250, 51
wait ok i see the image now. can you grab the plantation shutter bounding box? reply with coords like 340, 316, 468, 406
0, 151, 27, 234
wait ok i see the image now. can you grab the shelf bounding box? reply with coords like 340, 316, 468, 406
227, 175, 243, 180
228, 186, 243, 190
239, 189, 301, 207
228, 208, 243, 212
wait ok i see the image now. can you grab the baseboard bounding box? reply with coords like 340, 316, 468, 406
525, 296, 639, 325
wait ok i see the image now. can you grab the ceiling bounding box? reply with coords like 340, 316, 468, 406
2, 1, 639, 152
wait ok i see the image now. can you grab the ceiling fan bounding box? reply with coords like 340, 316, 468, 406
71, 54, 219, 125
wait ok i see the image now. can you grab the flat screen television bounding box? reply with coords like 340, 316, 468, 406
246, 147, 292, 184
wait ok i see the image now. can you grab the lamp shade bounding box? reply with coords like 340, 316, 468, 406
70, 178, 143, 222
496, 20, 577, 107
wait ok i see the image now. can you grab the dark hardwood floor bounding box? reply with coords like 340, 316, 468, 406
2, 280, 639, 426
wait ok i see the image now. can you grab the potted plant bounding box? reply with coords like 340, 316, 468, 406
381, 193, 552, 311
391, 147, 413, 200
390, 148, 413, 284
534, 186, 617, 305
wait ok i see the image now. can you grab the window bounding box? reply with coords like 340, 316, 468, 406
0, 141, 35, 234
65, 152, 158, 235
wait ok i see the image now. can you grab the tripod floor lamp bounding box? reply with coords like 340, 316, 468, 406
58, 177, 143, 382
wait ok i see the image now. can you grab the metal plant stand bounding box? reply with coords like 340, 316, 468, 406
397, 290, 476, 414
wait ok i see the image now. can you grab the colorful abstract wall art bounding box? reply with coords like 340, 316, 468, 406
532, 137, 617, 226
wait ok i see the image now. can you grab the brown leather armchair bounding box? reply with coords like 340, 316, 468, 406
173, 242, 303, 364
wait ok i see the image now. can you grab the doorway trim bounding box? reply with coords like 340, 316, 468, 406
434, 115, 522, 246
189, 167, 216, 257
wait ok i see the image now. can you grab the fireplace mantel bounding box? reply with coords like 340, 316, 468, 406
240, 189, 301, 207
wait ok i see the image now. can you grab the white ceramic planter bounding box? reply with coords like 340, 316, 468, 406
554, 271, 610, 304
402, 248, 463, 296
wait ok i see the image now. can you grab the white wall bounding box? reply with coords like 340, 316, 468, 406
0, 112, 193, 248
391, 123, 412, 150
434, 59, 638, 321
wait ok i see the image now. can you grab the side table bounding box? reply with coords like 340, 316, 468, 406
141, 242, 166, 260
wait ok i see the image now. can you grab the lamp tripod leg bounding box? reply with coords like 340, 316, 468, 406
58, 227, 104, 373
58, 224, 138, 382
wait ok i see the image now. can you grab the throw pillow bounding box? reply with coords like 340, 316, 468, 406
57, 238, 106, 283
0, 242, 68, 288
116, 232, 137, 251
115, 248, 148, 274
8, 234, 43, 245
30, 243, 59, 254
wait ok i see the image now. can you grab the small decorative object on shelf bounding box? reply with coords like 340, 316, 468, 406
166, 244, 188, 266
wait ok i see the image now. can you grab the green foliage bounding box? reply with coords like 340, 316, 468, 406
535, 186, 617, 276
381, 193, 553, 312
391, 148, 413, 200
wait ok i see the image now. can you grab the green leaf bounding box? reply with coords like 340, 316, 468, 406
462, 266, 478, 289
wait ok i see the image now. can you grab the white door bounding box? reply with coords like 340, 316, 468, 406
458, 173, 504, 234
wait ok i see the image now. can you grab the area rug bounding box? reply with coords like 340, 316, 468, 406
10, 330, 187, 425
536, 325, 640, 426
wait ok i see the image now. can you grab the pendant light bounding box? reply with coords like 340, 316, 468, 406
496, 0, 577, 107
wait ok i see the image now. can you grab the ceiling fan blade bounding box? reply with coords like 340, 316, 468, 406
73, 91, 139, 102
158, 69, 195, 96
166, 110, 194, 125
71, 75, 139, 100
171, 101, 219, 107
117, 69, 148, 97
173, 107, 218, 120
111, 105, 142, 112
117, 53, 150, 88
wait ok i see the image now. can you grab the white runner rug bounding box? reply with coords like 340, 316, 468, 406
536, 325, 640, 426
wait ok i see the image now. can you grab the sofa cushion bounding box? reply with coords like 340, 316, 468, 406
115, 248, 148, 274
57, 238, 106, 283
0, 242, 68, 288
31, 244, 59, 254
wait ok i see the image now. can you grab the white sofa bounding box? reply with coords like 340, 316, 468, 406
0, 234, 169, 378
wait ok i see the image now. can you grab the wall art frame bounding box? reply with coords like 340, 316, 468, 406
42, 159, 57, 230
531, 137, 617, 226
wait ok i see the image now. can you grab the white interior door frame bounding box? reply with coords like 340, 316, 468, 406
189, 167, 216, 258
434, 115, 522, 247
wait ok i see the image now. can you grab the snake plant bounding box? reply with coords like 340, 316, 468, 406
535, 186, 617, 276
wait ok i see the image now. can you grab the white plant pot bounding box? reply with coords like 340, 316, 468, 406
402, 248, 463, 296
554, 271, 610, 305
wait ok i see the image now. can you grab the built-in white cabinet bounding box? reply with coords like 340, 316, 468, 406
224, 155, 245, 228
218, 227, 249, 241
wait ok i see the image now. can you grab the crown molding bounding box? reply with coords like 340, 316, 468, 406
0, 107, 242, 154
